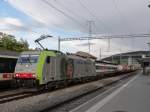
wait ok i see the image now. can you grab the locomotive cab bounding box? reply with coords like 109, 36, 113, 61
14, 50, 64, 88
14, 52, 40, 87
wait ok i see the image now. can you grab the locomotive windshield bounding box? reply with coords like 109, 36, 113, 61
18, 54, 39, 64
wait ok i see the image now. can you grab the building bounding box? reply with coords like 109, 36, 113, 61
102, 51, 150, 65
141, 57, 150, 75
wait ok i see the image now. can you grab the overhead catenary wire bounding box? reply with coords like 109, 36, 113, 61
78, 0, 114, 53
42, 0, 87, 30
19, 6, 67, 35
54, 0, 101, 36
60, 33, 150, 41
78, 0, 113, 33
55, 0, 100, 33
53, 0, 89, 22
112, 0, 133, 32
112, 0, 135, 50
53, 0, 97, 52
53, 0, 94, 38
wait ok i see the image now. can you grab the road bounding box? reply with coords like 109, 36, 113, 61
70, 73, 150, 112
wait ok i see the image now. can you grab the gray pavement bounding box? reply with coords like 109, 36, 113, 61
70, 73, 150, 112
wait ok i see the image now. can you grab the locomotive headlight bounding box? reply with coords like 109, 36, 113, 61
25, 64, 29, 68
32, 73, 36, 78
15, 73, 19, 77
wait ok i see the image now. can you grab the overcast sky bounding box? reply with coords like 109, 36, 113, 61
0, 0, 150, 58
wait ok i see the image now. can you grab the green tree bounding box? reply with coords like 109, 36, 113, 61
0, 33, 29, 52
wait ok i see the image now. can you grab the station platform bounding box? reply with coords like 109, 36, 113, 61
70, 73, 150, 112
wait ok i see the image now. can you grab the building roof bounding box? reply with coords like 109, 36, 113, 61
103, 51, 150, 60
75, 51, 97, 59
0, 50, 20, 58
113, 51, 150, 57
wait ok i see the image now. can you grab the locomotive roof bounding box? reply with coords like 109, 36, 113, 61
20, 50, 64, 56
21, 50, 41, 55
67, 54, 90, 60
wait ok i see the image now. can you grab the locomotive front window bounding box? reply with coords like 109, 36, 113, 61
18, 54, 39, 64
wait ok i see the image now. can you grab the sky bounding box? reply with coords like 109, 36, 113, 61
0, 0, 150, 58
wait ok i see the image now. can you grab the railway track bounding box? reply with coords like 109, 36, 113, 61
0, 88, 38, 104
0, 71, 138, 105
0, 87, 43, 104
41, 71, 139, 112
0, 92, 33, 104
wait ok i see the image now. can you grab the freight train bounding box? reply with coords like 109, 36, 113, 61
13, 50, 138, 90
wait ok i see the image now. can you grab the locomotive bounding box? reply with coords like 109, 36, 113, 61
14, 50, 96, 89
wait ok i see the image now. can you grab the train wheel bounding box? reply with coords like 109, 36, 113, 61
10, 80, 17, 88
47, 82, 56, 91
64, 81, 68, 87
36, 85, 45, 91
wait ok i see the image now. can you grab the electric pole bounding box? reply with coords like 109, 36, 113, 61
107, 38, 111, 52
87, 20, 94, 53
58, 36, 61, 51
99, 48, 102, 60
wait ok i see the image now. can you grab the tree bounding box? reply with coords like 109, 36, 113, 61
18, 38, 29, 51
0, 33, 29, 52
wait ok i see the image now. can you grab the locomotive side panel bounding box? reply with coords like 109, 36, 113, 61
85, 60, 96, 77
42, 56, 56, 84
55, 55, 67, 80
72, 58, 86, 78
66, 55, 96, 79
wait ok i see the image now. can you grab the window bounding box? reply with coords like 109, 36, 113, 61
46, 56, 50, 63
0, 58, 17, 73
18, 54, 39, 64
